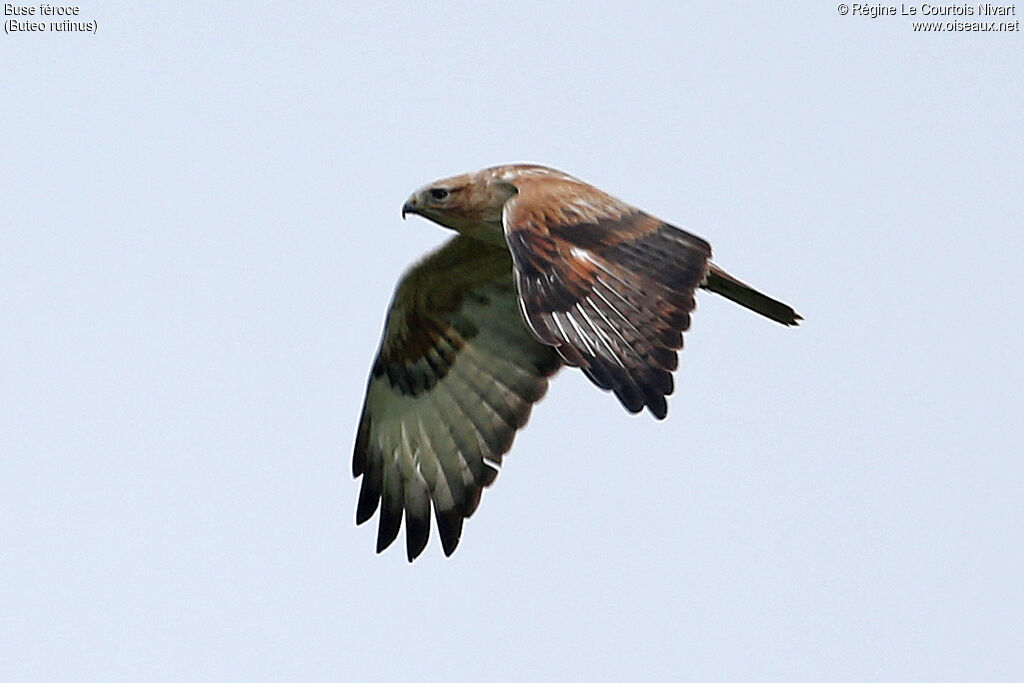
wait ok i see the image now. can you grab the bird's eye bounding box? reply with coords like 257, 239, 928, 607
429, 188, 450, 201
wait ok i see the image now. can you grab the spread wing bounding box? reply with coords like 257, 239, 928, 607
353, 236, 560, 561
501, 173, 712, 419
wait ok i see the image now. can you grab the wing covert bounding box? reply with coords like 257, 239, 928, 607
500, 174, 712, 419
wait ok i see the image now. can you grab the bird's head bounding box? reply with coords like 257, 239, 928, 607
402, 170, 517, 244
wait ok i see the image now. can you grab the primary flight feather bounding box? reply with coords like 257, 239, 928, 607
355, 164, 801, 561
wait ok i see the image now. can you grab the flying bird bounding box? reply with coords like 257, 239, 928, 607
354, 164, 801, 561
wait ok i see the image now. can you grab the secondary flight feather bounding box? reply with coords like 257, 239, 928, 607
354, 164, 801, 561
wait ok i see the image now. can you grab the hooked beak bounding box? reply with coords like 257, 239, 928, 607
401, 195, 419, 220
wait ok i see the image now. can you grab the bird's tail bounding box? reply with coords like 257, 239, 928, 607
701, 264, 802, 326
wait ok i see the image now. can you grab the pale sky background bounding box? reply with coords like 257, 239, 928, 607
3, 2, 1022, 680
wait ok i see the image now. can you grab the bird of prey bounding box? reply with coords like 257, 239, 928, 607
354, 164, 800, 561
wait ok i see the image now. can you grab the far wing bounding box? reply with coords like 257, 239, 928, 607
353, 236, 560, 561
501, 174, 711, 419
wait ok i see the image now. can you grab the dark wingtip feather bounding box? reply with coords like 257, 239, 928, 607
435, 510, 464, 557
376, 502, 402, 553
352, 416, 371, 477
355, 480, 380, 526
462, 487, 483, 519
610, 387, 643, 413
405, 509, 430, 562
352, 453, 364, 478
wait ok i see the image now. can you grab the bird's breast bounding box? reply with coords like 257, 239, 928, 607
452, 219, 509, 249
